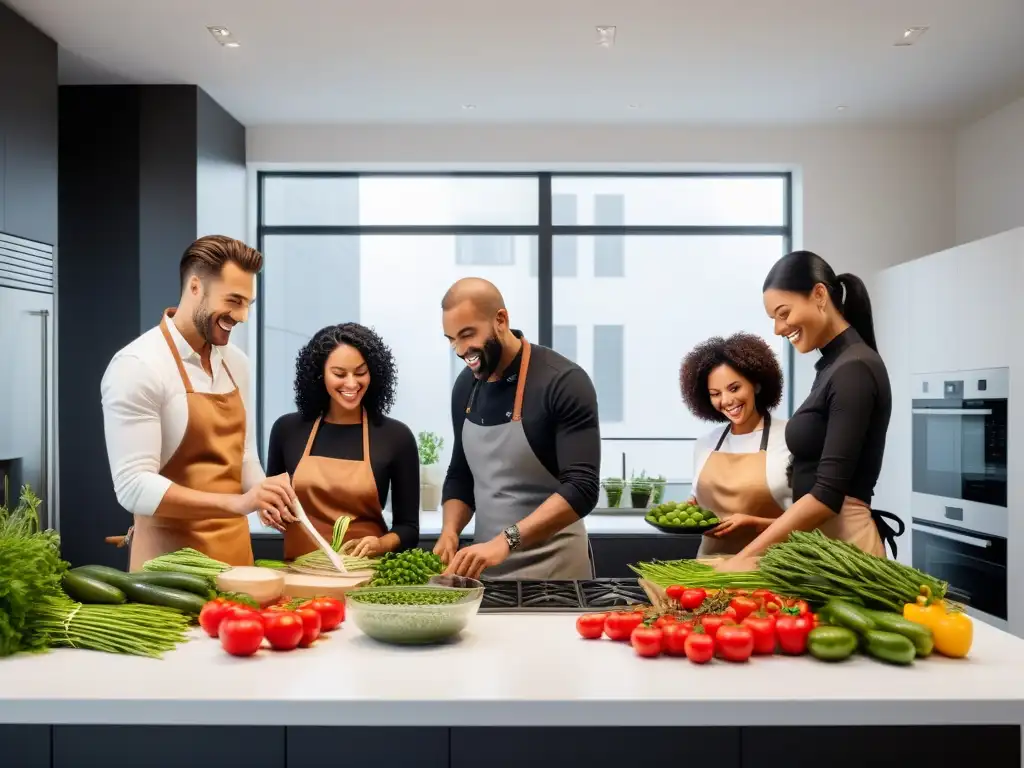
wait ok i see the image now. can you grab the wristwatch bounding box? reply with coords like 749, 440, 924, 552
502, 524, 522, 551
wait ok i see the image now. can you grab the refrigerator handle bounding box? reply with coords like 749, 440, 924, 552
29, 309, 50, 527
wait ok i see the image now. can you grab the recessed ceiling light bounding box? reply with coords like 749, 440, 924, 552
894, 26, 928, 46
596, 26, 617, 47
628, 103, 641, 110
207, 25, 240, 48
461, 104, 476, 111
836, 105, 848, 111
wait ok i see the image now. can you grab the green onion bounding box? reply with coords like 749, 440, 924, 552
142, 548, 231, 584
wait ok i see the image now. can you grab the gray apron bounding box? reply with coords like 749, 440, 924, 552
462, 338, 594, 580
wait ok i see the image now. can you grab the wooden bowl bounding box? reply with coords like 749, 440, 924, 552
282, 571, 373, 600
216, 567, 286, 606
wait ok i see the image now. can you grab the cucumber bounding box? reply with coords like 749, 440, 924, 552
72, 565, 206, 615
865, 609, 934, 657
130, 571, 215, 598
824, 598, 876, 635
62, 571, 127, 604
862, 630, 916, 666
807, 625, 858, 662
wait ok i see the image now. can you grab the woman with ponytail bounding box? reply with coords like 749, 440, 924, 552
716, 250, 901, 572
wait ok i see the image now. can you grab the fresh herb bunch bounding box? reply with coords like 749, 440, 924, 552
369, 549, 444, 587
0, 485, 68, 657
417, 432, 444, 466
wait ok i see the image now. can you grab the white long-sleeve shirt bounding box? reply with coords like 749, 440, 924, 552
100, 315, 265, 516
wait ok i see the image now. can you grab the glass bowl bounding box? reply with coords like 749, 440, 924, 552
345, 580, 484, 645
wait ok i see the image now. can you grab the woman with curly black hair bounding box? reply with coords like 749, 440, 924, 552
266, 323, 419, 559
679, 332, 790, 558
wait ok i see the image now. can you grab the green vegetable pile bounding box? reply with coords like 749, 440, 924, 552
0, 485, 67, 657
644, 501, 719, 530
142, 547, 232, 584
810, 598, 934, 666
369, 548, 444, 587
349, 588, 467, 606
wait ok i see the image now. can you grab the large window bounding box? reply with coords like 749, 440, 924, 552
256, 172, 792, 511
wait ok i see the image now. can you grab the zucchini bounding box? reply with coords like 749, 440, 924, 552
806, 625, 858, 662
72, 565, 207, 615
62, 571, 127, 604
865, 609, 934, 657
862, 630, 916, 666
130, 571, 215, 598
824, 598, 876, 635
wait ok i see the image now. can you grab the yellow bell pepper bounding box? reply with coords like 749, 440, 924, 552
903, 594, 947, 629
932, 610, 973, 658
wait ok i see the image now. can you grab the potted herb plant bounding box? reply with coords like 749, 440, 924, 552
629, 471, 654, 509
417, 431, 444, 512
651, 475, 667, 505
601, 477, 624, 508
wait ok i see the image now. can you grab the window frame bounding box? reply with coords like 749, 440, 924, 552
255, 171, 794, 460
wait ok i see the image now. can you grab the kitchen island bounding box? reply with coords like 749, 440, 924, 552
1, 614, 1021, 768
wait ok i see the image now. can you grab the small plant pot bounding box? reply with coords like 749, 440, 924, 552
605, 488, 623, 508
652, 484, 666, 505
630, 491, 651, 509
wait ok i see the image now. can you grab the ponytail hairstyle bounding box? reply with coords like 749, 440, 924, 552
762, 250, 877, 352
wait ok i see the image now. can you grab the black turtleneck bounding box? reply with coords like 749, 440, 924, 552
785, 327, 892, 513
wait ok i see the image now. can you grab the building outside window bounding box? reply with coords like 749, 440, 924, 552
255, 172, 791, 513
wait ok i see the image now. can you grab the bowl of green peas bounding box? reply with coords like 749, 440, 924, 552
345, 578, 484, 645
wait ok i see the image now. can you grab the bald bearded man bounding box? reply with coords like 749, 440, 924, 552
436, 278, 600, 580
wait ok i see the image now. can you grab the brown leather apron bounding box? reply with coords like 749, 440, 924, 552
695, 414, 785, 558
127, 310, 253, 571
284, 410, 387, 560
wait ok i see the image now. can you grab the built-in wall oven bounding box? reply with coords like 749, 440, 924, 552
910, 368, 1009, 625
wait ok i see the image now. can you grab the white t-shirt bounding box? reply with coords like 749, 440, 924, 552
691, 417, 793, 511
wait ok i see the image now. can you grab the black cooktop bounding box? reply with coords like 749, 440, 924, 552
478, 578, 648, 613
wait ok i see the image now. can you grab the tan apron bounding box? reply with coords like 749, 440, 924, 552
695, 414, 784, 558
128, 310, 253, 571
284, 410, 387, 560
820, 497, 887, 558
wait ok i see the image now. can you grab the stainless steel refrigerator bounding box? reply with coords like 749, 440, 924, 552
0, 232, 56, 530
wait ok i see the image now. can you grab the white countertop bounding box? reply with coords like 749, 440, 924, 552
2, 614, 1023, 728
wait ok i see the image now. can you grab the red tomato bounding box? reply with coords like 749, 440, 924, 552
303, 597, 345, 631
198, 600, 235, 639
723, 606, 738, 621
716, 625, 755, 663
262, 611, 304, 651
765, 601, 781, 614
654, 615, 678, 629
729, 596, 758, 623
604, 611, 644, 641
661, 622, 693, 656
665, 585, 686, 601
678, 588, 707, 611
219, 617, 264, 657
752, 589, 777, 606
295, 607, 322, 648
630, 626, 663, 658
576, 613, 607, 639
225, 605, 261, 623
741, 614, 777, 655
700, 614, 733, 639
776, 615, 813, 655
684, 631, 715, 664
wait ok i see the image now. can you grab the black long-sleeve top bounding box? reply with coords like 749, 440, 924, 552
442, 332, 601, 518
266, 413, 420, 549
785, 327, 892, 513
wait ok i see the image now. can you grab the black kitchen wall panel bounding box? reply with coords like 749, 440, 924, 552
0, 2, 58, 244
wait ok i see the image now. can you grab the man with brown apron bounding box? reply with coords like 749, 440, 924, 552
695, 413, 786, 558
282, 411, 388, 559
101, 236, 295, 570
436, 279, 600, 581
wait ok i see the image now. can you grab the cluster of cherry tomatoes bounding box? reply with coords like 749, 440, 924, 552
575, 587, 818, 664
198, 595, 345, 657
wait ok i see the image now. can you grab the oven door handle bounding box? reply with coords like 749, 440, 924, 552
911, 408, 992, 416
912, 524, 993, 549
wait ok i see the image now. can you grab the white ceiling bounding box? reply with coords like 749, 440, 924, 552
8, 0, 1024, 127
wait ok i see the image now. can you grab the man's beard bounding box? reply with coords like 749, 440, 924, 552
192, 301, 221, 346
466, 332, 505, 380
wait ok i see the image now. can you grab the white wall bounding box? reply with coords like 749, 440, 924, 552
955, 95, 1024, 245
877, 227, 1024, 636
247, 123, 957, 403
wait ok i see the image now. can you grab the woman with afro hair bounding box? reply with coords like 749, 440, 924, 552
267, 323, 420, 559
679, 332, 790, 558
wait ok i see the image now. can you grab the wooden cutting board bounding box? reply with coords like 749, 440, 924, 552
282, 571, 373, 599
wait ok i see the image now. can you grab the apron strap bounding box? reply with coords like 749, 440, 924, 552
713, 424, 731, 451
159, 310, 195, 394
713, 412, 772, 452
511, 338, 532, 422
361, 408, 371, 463
221, 359, 239, 390
302, 415, 323, 459
871, 509, 905, 560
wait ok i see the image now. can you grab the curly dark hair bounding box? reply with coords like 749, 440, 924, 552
294, 323, 398, 424
679, 333, 784, 423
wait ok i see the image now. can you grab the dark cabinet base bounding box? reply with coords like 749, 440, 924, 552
3, 724, 1018, 768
